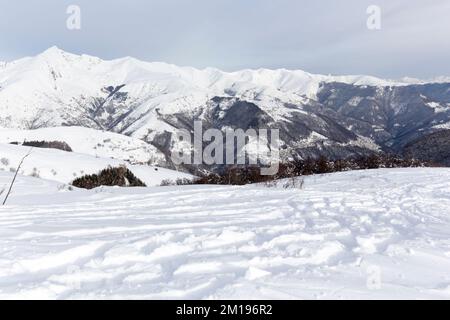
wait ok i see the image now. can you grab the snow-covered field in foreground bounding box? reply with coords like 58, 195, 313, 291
1, 168, 450, 299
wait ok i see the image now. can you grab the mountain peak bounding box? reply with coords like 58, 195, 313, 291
38, 46, 79, 61
25, 47, 450, 86
43, 46, 66, 54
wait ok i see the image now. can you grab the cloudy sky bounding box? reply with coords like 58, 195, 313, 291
0, 0, 449, 78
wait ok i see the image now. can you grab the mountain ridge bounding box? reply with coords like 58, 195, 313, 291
4, 46, 450, 84
1, 47, 450, 171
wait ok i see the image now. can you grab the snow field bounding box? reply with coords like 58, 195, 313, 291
0, 168, 450, 299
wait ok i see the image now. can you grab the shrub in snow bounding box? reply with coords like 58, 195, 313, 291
160, 178, 194, 186
31, 168, 40, 178
176, 178, 193, 185
160, 179, 175, 186
72, 166, 146, 189
58, 184, 74, 191
1, 158, 9, 166
10, 140, 73, 152
192, 154, 428, 186
281, 177, 304, 189
195, 166, 275, 186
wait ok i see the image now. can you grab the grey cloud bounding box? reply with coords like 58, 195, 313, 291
0, 0, 449, 78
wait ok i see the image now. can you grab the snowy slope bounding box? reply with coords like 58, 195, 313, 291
0, 46, 425, 131
1, 168, 450, 299
0, 126, 165, 165
0, 143, 191, 186
1, 47, 450, 168
1, 47, 450, 172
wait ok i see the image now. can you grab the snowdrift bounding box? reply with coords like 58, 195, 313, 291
1, 168, 450, 299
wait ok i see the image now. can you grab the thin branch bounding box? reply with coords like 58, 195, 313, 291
2, 148, 33, 206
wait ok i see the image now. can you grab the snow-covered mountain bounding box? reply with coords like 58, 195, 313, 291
1, 47, 450, 170
0, 46, 402, 131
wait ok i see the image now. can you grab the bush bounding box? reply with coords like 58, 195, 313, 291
160, 179, 175, 186
72, 166, 146, 189
176, 178, 193, 185
194, 166, 275, 186
10, 140, 72, 152
160, 178, 194, 186
31, 167, 40, 178
191, 154, 429, 186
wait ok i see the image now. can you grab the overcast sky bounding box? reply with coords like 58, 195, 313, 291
0, 0, 449, 78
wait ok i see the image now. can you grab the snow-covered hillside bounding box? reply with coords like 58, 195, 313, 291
1, 47, 450, 167
0, 126, 165, 165
0, 143, 191, 186
0, 46, 404, 132
1, 168, 450, 299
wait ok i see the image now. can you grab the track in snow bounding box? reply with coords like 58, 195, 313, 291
1, 168, 450, 299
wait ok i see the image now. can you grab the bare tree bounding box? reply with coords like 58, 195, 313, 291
23, 110, 52, 130
2, 148, 33, 206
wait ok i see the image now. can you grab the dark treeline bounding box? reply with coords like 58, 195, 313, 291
10, 140, 72, 152
72, 166, 146, 189
71, 155, 433, 189
191, 154, 432, 186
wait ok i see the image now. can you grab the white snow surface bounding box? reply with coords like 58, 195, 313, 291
0, 143, 191, 186
1, 168, 450, 299
0, 126, 165, 165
